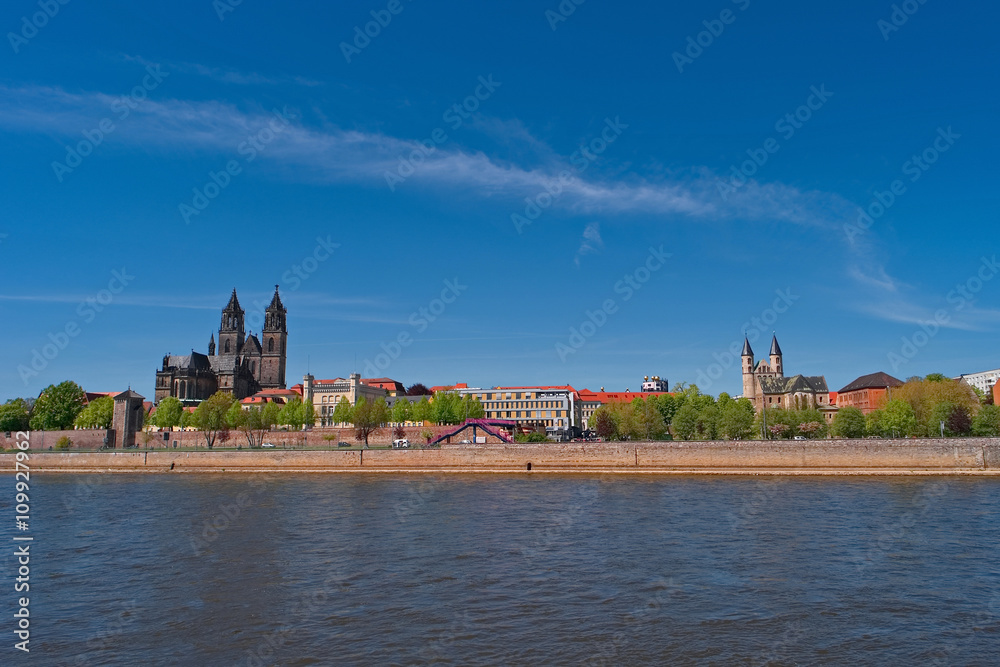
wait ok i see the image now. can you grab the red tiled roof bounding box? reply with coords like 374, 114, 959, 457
84, 391, 116, 404
577, 389, 672, 403
430, 383, 469, 393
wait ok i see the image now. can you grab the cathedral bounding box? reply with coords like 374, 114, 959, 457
154, 287, 288, 405
741, 335, 832, 413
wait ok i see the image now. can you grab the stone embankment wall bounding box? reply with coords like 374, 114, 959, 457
4, 438, 1000, 474
0, 425, 497, 451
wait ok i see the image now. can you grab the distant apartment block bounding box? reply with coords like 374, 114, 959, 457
641, 375, 669, 392
956, 369, 1000, 395
454, 385, 580, 431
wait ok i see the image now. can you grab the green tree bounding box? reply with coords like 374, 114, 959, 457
866, 409, 887, 437
231, 404, 279, 448
225, 401, 243, 428
391, 398, 412, 424
279, 396, 305, 430
411, 397, 432, 424
0, 398, 32, 432
719, 398, 755, 440
460, 394, 485, 420
924, 373, 949, 383
830, 406, 866, 439
301, 399, 316, 428
694, 402, 719, 440
431, 392, 463, 425
332, 397, 353, 425
74, 396, 114, 429
30, 381, 86, 430
638, 398, 667, 440
154, 397, 184, 428
191, 391, 235, 448
654, 393, 684, 428
672, 402, 699, 441
882, 399, 918, 438
179, 410, 192, 429
351, 397, 390, 446
972, 405, 1000, 436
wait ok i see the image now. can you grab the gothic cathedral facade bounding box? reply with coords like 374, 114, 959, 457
154, 286, 288, 404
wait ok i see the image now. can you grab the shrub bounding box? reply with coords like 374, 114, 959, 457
55, 436, 73, 450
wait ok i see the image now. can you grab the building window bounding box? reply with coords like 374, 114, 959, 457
268, 338, 274, 352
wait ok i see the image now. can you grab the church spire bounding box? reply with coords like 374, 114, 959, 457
770, 335, 782, 356
742, 337, 754, 357
265, 285, 287, 333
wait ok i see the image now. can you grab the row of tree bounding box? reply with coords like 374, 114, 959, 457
828, 376, 1000, 439
0, 381, 87, 432
588, 388, 759, 442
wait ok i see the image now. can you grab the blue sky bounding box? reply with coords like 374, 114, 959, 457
1, 0, 998, 403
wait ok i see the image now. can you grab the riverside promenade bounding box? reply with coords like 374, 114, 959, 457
6, 438, 1000, 475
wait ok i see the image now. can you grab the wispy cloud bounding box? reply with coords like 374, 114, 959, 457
119, 54, 323, 87
574, 222, 604, 266
0, 84, 855, 227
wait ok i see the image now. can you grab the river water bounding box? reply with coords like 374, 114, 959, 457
5, 474, 1000, 665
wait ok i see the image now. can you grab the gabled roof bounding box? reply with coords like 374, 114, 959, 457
362, 378, 405, 392
84, 391, 116, 404
209, 356, 238, 373
113, 388, 145, 401
167, 352, 212, 371
838, 372, 904, 394
242, 333, 262, 355
759, 375, 828, 395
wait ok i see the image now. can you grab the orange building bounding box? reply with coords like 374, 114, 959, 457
836, 372, 904, 414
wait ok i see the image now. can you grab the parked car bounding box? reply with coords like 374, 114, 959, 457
261, 442, 275, 448
392, 439, 410, 449
337, 441, 351, 448
793, 436, 807, 441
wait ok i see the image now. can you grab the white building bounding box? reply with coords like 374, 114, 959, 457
956, 369, 1000, 395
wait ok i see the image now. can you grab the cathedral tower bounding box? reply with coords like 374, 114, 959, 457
769, 335, 784, 377
741, 337, 756, 401
260, 285, 287, 389
218, 289, 245, 356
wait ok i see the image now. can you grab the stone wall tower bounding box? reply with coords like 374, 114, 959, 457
769, 335, 784, 377
111, 389, 145, 449
218, 289, 245, 356
260, 285, 287, 389
741, 338, 756, 401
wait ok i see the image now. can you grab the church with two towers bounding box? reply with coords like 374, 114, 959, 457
154, 286, 288, 405
741, 334, 833, 414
